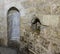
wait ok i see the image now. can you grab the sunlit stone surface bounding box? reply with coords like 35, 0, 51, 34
0, 0, 60, 54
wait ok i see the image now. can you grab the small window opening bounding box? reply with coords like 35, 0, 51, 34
31, 15, 41, 33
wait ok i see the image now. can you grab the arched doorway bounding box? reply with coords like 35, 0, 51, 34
7, 7, 20, 46
31, 16, 41, 31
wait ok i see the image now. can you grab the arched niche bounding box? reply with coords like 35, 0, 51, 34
31, 16, 41, 34
7, 7, 20, 45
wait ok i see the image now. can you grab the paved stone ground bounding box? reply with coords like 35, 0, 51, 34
0, 46, 18, 54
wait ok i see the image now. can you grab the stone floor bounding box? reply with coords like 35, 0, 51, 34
0, 46, 18, 54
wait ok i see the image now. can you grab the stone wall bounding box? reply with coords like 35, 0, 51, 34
20, 0, 60, 54
0, 0, 60, 54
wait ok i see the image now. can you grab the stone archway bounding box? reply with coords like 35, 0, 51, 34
7, 7, 20, 46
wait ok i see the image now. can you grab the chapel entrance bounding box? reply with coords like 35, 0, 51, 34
7, 7, 20, 47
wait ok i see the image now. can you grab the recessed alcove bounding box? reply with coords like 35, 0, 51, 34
7, 7, 20, 46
